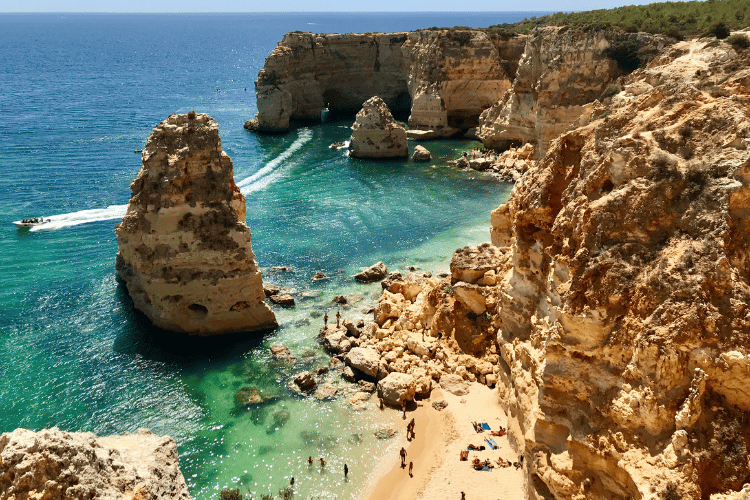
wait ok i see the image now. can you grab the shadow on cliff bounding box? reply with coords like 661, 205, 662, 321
112, 281, 272, 367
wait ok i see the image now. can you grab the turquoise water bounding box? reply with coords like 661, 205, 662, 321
0, 13, 522, 499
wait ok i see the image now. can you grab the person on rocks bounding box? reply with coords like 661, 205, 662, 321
336, 310, 341, 328
324, 312, 328, 326
400, 447, 407, 467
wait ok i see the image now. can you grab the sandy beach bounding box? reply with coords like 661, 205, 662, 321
360, 382, 524, 500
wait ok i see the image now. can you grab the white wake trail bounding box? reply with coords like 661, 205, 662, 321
237, 128, 313, 195
29, 204, 128, 231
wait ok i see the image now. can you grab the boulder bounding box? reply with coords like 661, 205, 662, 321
452, 282, 487, 315
343, 318, 361, 337
344, 347, 381, 378
412, 145, 432, 161
314, 383, 338, 400
358, 380, 377, 393
114, 112, 277, 335
291, 371, 317, 393
311, 271, 329, 281
264, 284, 281, 297
269, 293, 295, 306
341, 366, 359, 383
354, 261, 388, 282
432, 400, 449, 411
377, 372, 416, 406
439, 374, 470, 396
323, 329, 352, 354
349, 96, 408, 158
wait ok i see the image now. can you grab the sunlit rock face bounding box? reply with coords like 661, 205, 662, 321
478, 27, 668, 157
115, 112, 277, 335
349, 97, 408, 158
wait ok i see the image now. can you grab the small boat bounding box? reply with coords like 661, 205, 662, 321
13, 217, 50, 229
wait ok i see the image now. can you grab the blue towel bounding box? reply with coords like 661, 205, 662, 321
490, 438, 499, 448
481, 465, 492, 471
481, 422, 491, 430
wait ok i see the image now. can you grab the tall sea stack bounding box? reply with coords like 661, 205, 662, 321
115, 112, 277, 335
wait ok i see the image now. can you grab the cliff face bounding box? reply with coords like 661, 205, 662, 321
366, 35, 750, 500
402, 30, 526, 131
0, 428, 191, 500
115, 112, 277, 335
247, 30, 526, 134
478, 27, 669, 157
490, 38, 750, 500
246, 32, 410, 133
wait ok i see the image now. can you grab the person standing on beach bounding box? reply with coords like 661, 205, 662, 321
400, 447, 407, 467
408, 461, 413, 477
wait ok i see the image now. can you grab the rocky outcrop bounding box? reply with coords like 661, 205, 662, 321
248, 30, 526, 134
486, 37, 750, 500
0, 428, 191, 500
349, 97, 407, 158
115, 112, 277, 335
354, 261, 389, 282
412, 145, 431, 161
478, 27, 668, 157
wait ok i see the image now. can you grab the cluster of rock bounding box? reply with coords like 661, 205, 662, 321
348, 97, 407, 158
115, 112, 277, 335
367, 36, 750, 499
451, 142, 535, 182
0, 428, 191, 500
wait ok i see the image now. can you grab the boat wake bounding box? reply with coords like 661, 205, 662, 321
28, 204, 128, 231
237, 128, 313, 195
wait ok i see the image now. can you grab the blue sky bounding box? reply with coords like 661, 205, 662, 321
1, 0, 660, 13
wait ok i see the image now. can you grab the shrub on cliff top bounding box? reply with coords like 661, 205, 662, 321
727, 33, 750, 50
710, 22, 731, 39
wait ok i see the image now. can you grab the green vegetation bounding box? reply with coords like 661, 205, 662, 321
421, 0, 749, 38
727, 33, 750, 49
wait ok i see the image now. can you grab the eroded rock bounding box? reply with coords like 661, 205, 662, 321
349, 97, 407, 158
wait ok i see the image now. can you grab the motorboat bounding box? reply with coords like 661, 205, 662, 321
13, 217, 50, 229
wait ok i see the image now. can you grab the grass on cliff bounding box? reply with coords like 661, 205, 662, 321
486, 0, 750, 38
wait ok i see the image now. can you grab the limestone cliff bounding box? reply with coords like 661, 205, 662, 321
0, 427, 191, 500
115, 112, 277, 335
478, 27, 669, 157
402, 29, 526, 132
349, 96, 408, 158
247, 30, 526, 134
246, 32, 410, 133
365, 35, 750, 499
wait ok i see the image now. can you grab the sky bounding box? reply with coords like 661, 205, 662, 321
0, 0, 660, 13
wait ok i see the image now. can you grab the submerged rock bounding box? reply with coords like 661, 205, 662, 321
115, 112, 277, 335
234, 386, 278, 409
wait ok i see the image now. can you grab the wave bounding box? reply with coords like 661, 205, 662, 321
237, 128, 312, 195
29, 204, 128, 231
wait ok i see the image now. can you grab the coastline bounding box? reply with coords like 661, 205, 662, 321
359, 383, 524, 500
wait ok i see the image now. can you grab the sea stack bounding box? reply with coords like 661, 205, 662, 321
349, 96, 408, 158
115, 112, 277, 335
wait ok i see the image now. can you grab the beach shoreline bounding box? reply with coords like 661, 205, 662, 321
359, 383, 524, 500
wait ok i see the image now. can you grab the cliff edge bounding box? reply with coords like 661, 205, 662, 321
115, 112, 277, 335
0, 427, 191, 500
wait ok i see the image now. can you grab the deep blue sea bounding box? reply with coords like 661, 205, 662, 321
0, 12, 532, 500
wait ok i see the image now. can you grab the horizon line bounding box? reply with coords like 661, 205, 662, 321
0, 10, 555, 14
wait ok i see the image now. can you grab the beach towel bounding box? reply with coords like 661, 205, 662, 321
485, 438, 498, 450
481, 465, 492, 471
489, 438, 499, 449
481, 422, 491, 430
460, 450, 469, 461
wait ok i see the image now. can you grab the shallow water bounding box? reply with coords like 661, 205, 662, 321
0, 12, 523, 499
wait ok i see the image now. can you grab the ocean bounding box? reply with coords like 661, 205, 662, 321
0, 12, 531, 500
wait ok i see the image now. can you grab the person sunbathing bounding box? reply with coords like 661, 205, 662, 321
467, 444, 486, 451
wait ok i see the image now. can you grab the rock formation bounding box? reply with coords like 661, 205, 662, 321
0, 427, 191, 500
358, 36, 750, 500
115, 112, 277, 335
412, 145, 431, 161
248, 30, 526, 135
478, 27, 669, 157
348, 97, 408, 158
246, 32, 411, 133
